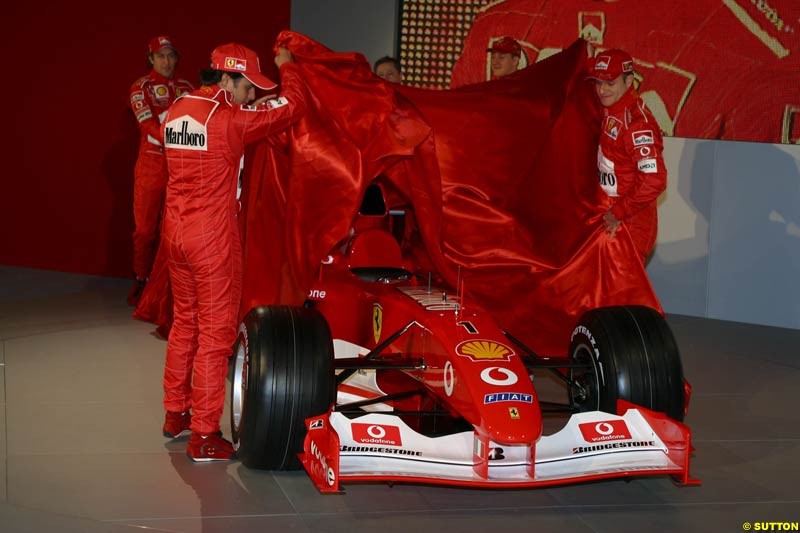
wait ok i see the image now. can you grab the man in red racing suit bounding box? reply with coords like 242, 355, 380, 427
587, 49, 667, 261
160, 43, 307, 461
129, 36, 194, 304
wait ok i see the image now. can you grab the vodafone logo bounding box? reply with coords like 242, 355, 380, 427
480, 367, 519, 386
309, 440, 335, 487
352, 423, 403, 446
368, 426, 386, 438
579, 420, 632, 443
443, 361, 455, 396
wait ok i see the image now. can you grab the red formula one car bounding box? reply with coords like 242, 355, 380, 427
230, 184, 696, 492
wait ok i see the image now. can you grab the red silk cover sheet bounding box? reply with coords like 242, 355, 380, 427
136, 31, 661, 357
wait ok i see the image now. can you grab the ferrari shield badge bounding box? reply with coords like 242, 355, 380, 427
509, 407, 521, 419
372, 303, 383, 344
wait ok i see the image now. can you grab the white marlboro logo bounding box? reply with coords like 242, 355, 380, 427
632, 130, 654, 146
595, 55, 610, 70
164, 115, 208, 151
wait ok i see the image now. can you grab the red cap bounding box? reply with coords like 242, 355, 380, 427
487, 36, 522, 56
148, 35, 177, 55
210, 43, 277, 90
586, 49, 635, 81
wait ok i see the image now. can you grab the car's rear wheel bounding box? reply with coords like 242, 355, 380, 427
568, 306, 685, 421
231, 305, 335, 469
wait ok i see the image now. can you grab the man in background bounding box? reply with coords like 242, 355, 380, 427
128, 36, 193, 305
374, 56, 403, 83
487, 36, 522, 79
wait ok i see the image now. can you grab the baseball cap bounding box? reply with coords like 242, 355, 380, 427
210, 43, 277, 90
586, 49, 635, 81
149, 35, 177, 55
487, 36, 522, 56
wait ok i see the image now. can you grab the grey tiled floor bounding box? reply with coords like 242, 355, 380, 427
1, 265, 799, 532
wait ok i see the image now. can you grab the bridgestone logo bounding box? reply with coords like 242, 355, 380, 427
572, 440, 656, 454
340, 445, 422, 457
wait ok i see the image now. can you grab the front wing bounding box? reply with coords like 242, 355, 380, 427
299, 401, 697, 492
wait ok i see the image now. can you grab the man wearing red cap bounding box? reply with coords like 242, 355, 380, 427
487, 36, 523, 79
587, 49, 667, 262
160, 43, 307, 461
128, 36, 194, 305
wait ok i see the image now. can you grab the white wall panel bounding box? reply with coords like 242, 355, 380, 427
650, 139, 800, 329
291, 0, 398, 68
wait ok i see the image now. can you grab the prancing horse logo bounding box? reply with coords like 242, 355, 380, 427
372, 303, 383, 344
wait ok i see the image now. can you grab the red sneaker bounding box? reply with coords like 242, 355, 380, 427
163, 411, 191, 439
186, 432, 237, 462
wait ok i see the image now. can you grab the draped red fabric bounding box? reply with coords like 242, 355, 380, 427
136, 31, 662, 357
132, 241, 172, 339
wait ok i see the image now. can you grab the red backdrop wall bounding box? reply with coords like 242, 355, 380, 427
2, 2, 291, 277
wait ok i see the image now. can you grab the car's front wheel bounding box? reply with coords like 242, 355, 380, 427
568, 306, 686, 421
231, 305, 335, 469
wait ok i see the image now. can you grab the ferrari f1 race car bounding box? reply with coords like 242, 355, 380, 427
230, 184, 697, 492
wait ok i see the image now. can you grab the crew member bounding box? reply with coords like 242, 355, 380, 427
160, 43, 307, 461
587, 49, 667, 261
374, 56, 403, 83
487, 36, 522, 79
128, 36, 193, 305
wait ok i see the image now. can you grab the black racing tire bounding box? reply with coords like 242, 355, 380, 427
568, 306, 685, 421
230, 306, 335, 469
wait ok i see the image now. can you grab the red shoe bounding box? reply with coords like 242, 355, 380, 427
163, 411, 191, 439
186, 432, 237, 462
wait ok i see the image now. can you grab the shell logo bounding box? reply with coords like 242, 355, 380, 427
456, 340, 514, 362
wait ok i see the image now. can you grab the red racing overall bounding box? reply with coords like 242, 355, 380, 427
597, 88, 667, 259
129, 71, 193, 279
161, 65, 307, 434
